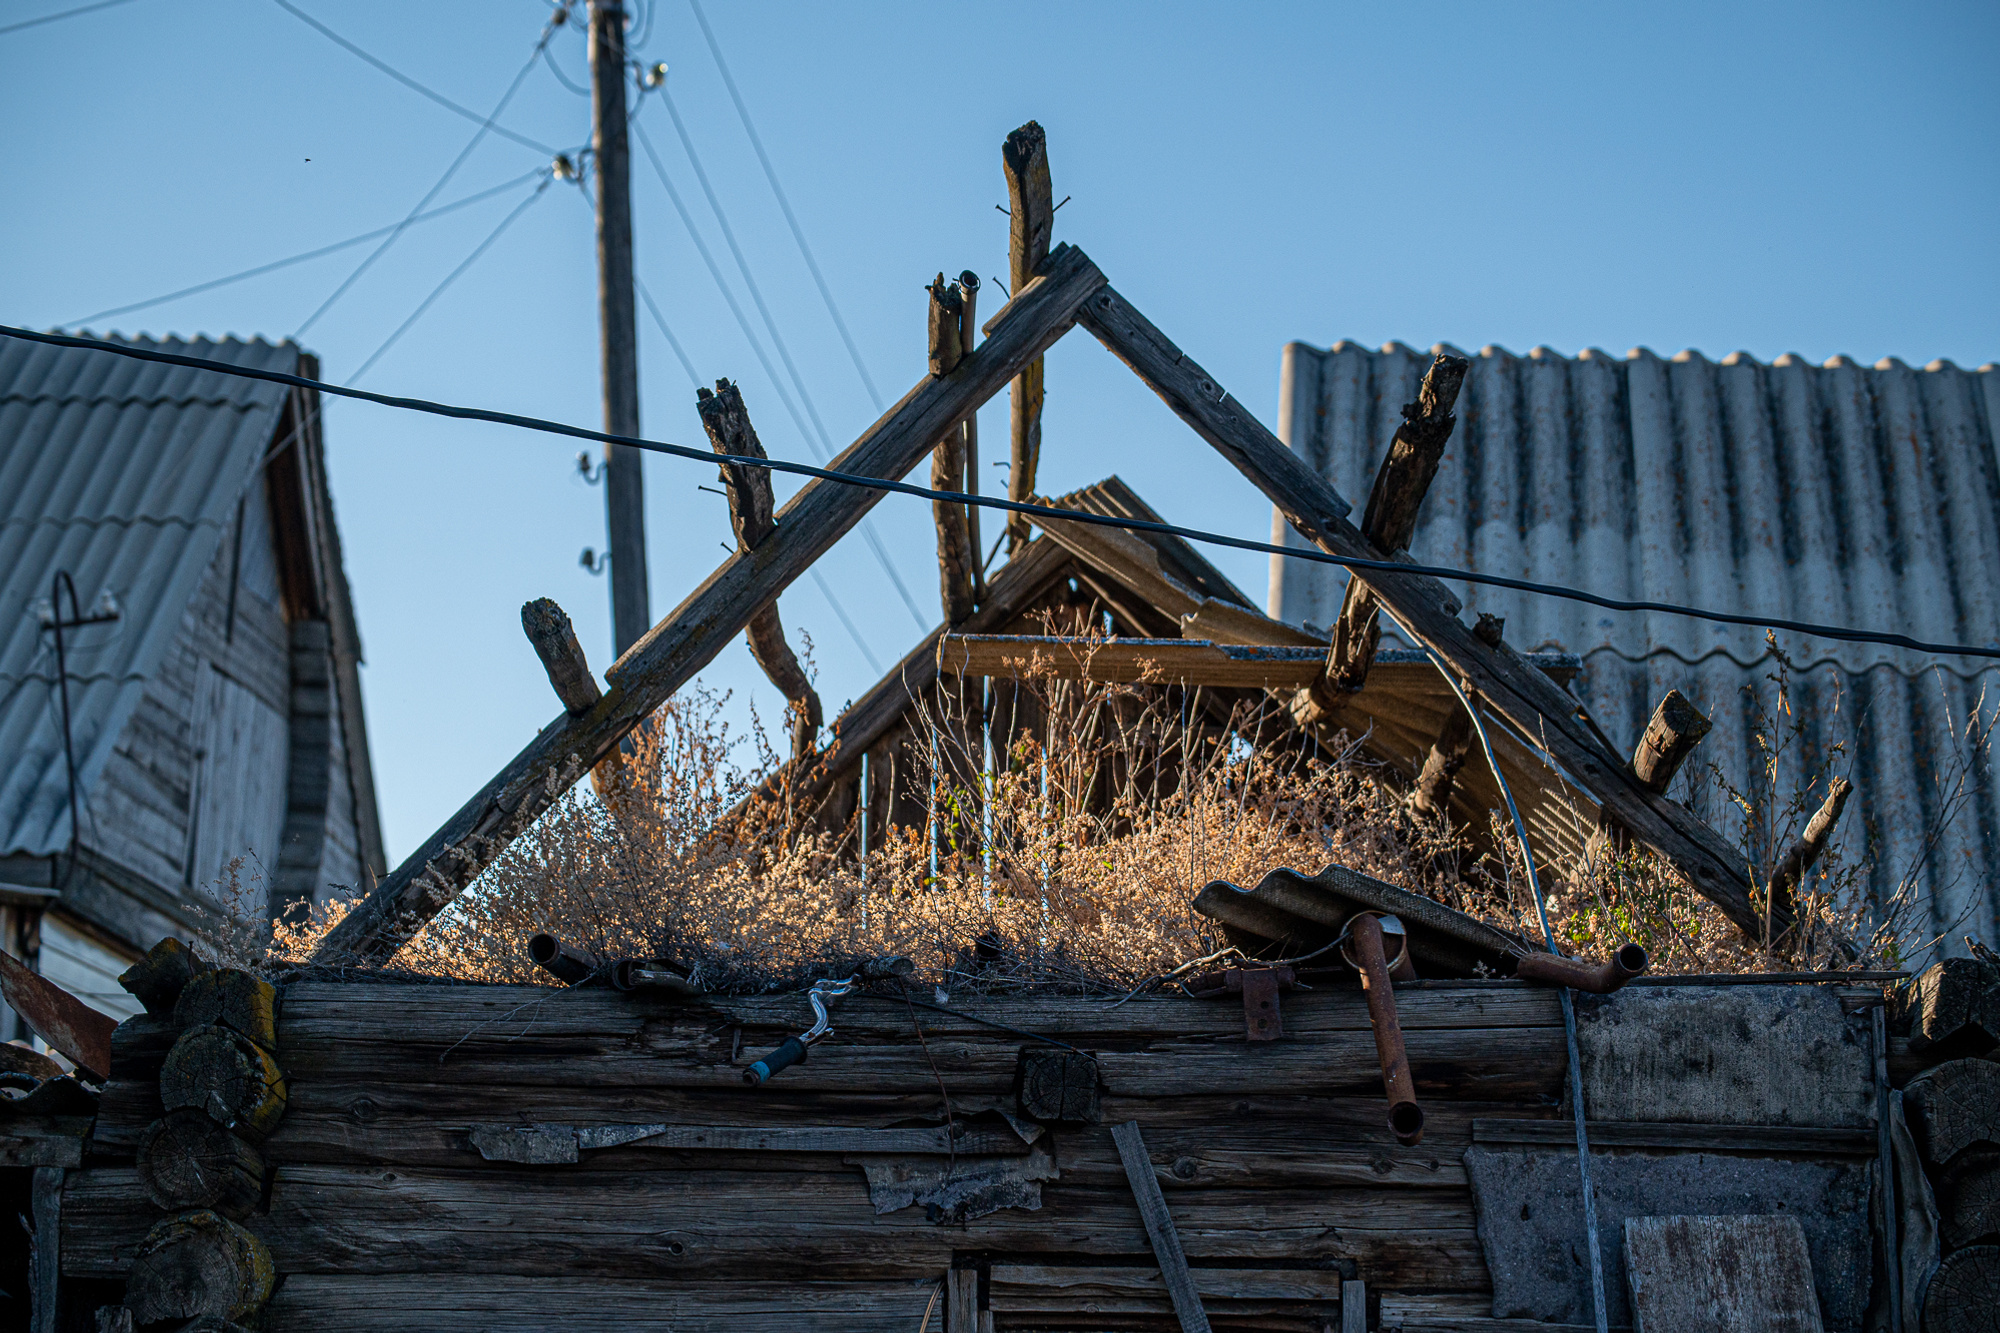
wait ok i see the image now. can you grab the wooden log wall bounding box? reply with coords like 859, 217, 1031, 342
36, 969, 1986, 1329
67, 977, 1587, 1330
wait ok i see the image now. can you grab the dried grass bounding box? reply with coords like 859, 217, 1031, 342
232, 637, 1951, 991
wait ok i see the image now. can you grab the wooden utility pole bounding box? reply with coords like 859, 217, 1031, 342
590, 0, 649, 658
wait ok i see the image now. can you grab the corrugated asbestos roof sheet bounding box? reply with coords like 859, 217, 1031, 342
0, 333, 299, 859
1270, 340, 2000, 952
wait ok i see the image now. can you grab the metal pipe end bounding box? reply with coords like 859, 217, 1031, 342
1613, 943, 1650, 980
1389, 1101, 1425, 1145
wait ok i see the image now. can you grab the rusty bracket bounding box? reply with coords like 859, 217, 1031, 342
1184, 965, 1296, 1041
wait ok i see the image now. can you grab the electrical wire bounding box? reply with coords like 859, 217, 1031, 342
268, 0, 556, 155
1419, 641, 1608, 1333
634, 275, 702, 388
686, 0, 884, 410
65, 171, 546, 328
811, 568, 884, 674
349, 175, 552, 383
629, 115, 929, 632
8, 324, 2000, 664
295, 19, 561, 337
0, 0, 139, 37
593, 192, 883, 672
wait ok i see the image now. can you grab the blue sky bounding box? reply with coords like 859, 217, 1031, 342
5, 0, 1996, 864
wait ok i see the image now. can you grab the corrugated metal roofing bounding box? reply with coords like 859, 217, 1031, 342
0, 333, 299, 859
1270, 340, 2000, 954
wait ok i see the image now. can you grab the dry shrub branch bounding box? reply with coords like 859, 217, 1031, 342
245, 636, 1973, 989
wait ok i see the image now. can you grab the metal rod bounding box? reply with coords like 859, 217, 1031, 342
1347, 914, 1423, 1144
1873, 1002, 1903, 1333
1515, 944, 1649, 994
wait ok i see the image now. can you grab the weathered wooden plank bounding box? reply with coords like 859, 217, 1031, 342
0, 1117, 88, 1168
30, 1166, 60, 1333
261, 1026, 1565, 1101
1623, 1214, 1824, 1332
1073, 282, 1770, 941
62, 1164, 1491, 1287
257, 1276, 957, 1332
988, 1264, 1345, 1316
314, 244, 1110, 965
1113, 1121, 1214, 1333
1472, 1119, 1875, 1156
268, 981, 1565, 1039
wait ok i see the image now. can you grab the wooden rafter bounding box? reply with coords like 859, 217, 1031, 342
313, 245, 1109, 964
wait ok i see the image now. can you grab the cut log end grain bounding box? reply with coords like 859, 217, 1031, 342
137, 1109, 267, 1219
1921, 1244, 2000, 1333
1906, 1058, 2000, 1169
171, 969, 278, 1049
159, 1026, 287, 1140
117, 938, 204, 1018
124, 1210, 275, 1326
1943, 1150, 2000, 1250
1898, 956, 2000, 1053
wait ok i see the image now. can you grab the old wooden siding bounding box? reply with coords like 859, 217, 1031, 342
89, 489, 292, 902
71, 981, 1582, 1328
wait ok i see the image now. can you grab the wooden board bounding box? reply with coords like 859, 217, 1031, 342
60, 1164, 1491, 1288
260, 1276, 944, 1332
1622, 1214, 1824, 1332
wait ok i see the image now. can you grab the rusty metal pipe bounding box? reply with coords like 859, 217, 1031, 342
1513, 943, 1649, 994
527, 933, 598, 986
1349, 914, 1424, 1145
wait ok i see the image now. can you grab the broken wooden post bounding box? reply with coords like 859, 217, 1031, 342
1003, 121, 1052, 554
958, 271, 985, 604
1324, 353, 1468, 696
1765, 776, 1852, 951
1073, 277, 1781, 945
314, 244, 1107, 964
1631, 689, 1713, 794
1410, 708, 1474, 820
697, 379, 825, 764
930, 275, 977, 626
521, 598, 632, 805
522, 598, 602, 714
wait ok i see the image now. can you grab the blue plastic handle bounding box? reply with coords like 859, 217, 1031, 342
742, 1035, 809, 1086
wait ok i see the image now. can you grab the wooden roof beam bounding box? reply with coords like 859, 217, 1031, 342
313, 245, 1109, 965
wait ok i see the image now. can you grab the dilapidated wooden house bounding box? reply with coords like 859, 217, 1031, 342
0, 334, 385, 1031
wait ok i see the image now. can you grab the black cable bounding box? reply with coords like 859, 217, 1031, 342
540, 41, 591, 96
848, 990, 1090, 1057
295, 25, 558, 339
66, 171, 546, 328
349, 176, 552, 383
1, 0, 137, 37
630, 116, 930, 632
686, 0, 885, 411
584, 190, 885, 673
268, 0, 556, 155
9, 323, 1999, 663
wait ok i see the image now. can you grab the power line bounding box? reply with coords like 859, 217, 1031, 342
634, 275, 701, 388
812, 569, 883, 674
295, 22, 559, 337
629, 115, 929, 631
11, 324, 1999, 663
349, 176, 552, 383
685, 0, 884, 410
267, 0, 556, 156
627, 223, 888, 674
65, 171, 546, 328
1, 0, 139, 38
